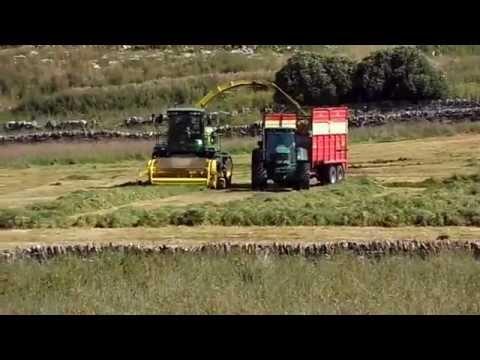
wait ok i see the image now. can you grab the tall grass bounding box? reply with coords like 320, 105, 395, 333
13, 71, 275, 120
0, 46, 284, 103
4, 45, 480, 125
2, 252, 479, 314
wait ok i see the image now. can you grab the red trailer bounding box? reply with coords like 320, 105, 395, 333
253, 106, 348, 190
309, 106, 349, 184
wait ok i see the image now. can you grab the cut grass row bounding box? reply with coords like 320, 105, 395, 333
1, 173, 479, 229
2, 251, 479, 314
76, 174, 480, 228
0, 185, 200, 229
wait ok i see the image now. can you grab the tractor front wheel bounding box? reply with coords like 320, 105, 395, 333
295, 162, 310, 190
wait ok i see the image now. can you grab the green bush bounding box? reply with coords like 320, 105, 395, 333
274, 52, 356, 106
353, 46, 448, 102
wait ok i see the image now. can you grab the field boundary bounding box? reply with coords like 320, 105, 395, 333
3, 240, 480, 262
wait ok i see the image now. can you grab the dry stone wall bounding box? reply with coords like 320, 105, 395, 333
2, 240, 480, 263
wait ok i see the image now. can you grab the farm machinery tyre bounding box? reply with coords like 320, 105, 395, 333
224, 156, 233, 188
294, 162, 310, 190
214, 155, 233, 190
251, 148, 267, 191
324, 165, 337, 185
336, 164, 345, 182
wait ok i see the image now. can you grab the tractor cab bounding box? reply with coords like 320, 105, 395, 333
252, 113, 310, 190
263, 128, 296, 167
261, 128, 309, 184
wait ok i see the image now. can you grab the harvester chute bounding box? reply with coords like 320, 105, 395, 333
141, 80, 302, 189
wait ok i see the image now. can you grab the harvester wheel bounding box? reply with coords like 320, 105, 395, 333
295, 162, 310, 190
251, 148, 267, 190
224, 156, 233, 188
217, 177, 227, 189
336, 165, 345, 182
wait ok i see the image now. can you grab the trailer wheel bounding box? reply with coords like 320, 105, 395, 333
295, 162, 310, 190
327, 165, 337, 185
336, 165, 345, 182
251, 148, 267, 190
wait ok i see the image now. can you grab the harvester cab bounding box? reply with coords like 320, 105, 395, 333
146, 108, 233, 189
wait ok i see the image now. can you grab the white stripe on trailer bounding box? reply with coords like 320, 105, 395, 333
312, 123, 330, 135
265, 120, 280, 128
330, 122, 348, 134
281, 120, 297, 128
312, 122, 347, 135
265, 120, 296, 129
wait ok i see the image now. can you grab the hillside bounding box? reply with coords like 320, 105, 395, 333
1, 45, 480, 128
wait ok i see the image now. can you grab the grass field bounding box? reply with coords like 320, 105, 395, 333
1, 130, 479, 315
0, 133, 479, 229
2, 251, 479, 314
2, 45, 480, 128
3, 45, 480, 314
2, 120, 480, 167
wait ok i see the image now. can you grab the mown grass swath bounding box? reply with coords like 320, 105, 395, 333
0, 185, 200, 229
1, 173, 479, 229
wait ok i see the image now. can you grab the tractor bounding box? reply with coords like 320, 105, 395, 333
251, 107, 349, 191
251, 114, 310, 191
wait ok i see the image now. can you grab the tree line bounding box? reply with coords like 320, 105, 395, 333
274, 46, 449, 106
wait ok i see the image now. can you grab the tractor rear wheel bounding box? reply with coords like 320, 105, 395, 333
251, 148, 267, 190
295, 162, 310, 190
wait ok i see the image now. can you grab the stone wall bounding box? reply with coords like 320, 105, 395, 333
2, 240, 480, 263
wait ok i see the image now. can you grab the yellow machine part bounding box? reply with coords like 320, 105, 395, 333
142, 157, 220, 189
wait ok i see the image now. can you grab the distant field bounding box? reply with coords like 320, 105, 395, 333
2, 120, 480, 167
